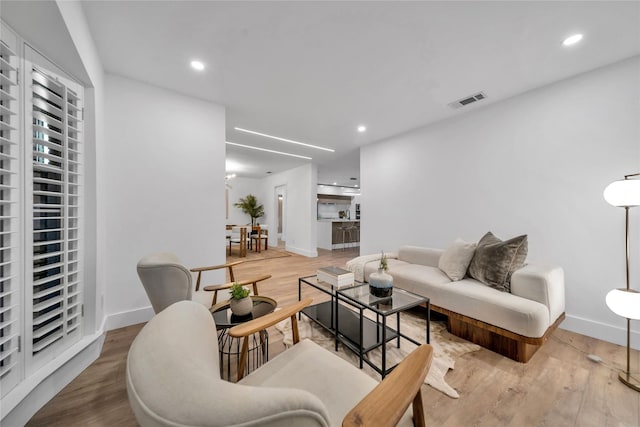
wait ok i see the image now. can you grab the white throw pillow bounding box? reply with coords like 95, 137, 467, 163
438, 238, 477, 281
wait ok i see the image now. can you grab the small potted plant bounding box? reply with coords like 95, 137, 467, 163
229, 283, 253, 316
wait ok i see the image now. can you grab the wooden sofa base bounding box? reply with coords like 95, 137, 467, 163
430, 305, 565, 363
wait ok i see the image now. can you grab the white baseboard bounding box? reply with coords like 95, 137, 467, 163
105, 305, 154, 331
561, 314, 640, 350
1, 332, 105, 426
285, 244, 318, 258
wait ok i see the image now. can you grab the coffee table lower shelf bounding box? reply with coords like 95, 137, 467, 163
301, 300, 398, 363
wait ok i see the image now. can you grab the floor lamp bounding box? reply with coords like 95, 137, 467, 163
603, 173, 640, 392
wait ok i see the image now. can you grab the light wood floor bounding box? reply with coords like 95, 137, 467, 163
28, 246, 640, 426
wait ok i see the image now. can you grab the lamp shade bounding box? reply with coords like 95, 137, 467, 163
603, 179, 640, 207
606, 288, 640, 319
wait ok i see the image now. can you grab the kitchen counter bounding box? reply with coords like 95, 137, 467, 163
317, 220, 360, 250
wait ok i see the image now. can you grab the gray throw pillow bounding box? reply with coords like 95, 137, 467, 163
468, 232, 528, 292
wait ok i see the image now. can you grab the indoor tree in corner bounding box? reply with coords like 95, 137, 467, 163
234, 194, 265, 226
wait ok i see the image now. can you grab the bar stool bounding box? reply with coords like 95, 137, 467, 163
337, 223, 352, 251
347, 223, 359, 248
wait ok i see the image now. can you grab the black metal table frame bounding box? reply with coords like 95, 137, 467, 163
298, 276, 394, 350
298, 276, 429, 378
211, 296, 277, 381
216, 328, 269, 381
336, 286, 430, 379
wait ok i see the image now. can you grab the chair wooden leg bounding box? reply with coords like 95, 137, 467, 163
412, 389, 426, 427
237, 336, 250, 382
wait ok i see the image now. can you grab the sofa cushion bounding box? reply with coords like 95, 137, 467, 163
468, 232, 528, 292
240, 339, 413, 426
389, 264, 549, 337
363, 259, 410, 282
385, 264, 453, 307
398, 246, 443, 267
438, 239, 477, 281
437, 278, 550, 338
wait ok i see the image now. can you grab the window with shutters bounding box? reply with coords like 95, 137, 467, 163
0, 23, 84, 397
27, 65, 83, 366
0, 34, 21, 399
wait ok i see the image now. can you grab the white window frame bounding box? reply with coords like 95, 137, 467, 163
0, 22, 85, 396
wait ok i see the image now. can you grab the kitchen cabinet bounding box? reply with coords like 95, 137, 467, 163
317, 220, 360, 250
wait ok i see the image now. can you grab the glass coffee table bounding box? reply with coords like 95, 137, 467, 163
211, 295, 277, 381
337, 285, 430, 378
297, 275, 361, 335
298, 276, 404, 372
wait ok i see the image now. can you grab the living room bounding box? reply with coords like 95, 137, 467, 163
1, 1, 639, 425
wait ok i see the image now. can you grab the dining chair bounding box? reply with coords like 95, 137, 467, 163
250, 226, 269, 253
229, 226, 248, 257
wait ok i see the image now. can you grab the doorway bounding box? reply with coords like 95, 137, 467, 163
274, 185, 287, 246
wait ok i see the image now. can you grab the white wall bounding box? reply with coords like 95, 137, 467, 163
103, 74, 226, 328
260, 164, 318, 257
56, 0, 106, 336
361, 56, 640, 348
226, 177, 267, 226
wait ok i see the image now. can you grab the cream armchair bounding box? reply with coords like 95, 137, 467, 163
126, 299, 433, 427
136, 252, 270, 312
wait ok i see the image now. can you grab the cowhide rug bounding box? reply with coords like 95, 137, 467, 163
275, 310, 480, 398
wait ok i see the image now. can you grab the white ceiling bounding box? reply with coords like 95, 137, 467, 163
77, 1, 640, 184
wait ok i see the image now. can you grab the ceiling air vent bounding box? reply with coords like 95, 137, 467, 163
448, 92, 487, 109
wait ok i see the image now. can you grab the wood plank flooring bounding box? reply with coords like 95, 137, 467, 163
27, 246, 640, 426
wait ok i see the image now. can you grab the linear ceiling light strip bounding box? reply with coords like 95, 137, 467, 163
225, 141, 312, 160
234, 127, 334, 153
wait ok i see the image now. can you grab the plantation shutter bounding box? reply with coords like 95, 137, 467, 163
0, 36, 21, 397
26, 59, 83, 368
0, 22, 86, 399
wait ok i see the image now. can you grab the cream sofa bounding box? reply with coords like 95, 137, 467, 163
355, 245, 565, 362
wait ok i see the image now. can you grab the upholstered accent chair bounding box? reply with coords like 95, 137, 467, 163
126, 299, 433, 427
136, 253, 270, 312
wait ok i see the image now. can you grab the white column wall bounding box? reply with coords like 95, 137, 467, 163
360, 56, 640, 348
56, 0, 106, 335
260, 164, 318, 257
103, 74, 226, 328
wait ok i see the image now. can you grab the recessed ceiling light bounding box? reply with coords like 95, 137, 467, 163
234, 127, 335, 152
225, 141, 312, 160
190, 60, 205, 71
562, 34, 583, 46
357, 125, 366, 132
333, 182, 337, 185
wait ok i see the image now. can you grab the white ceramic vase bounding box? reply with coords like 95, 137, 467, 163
369, 268, 393, 298
230, 296, 253, 316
